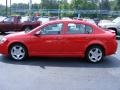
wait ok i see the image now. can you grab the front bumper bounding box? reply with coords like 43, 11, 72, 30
0, 42, 9, 56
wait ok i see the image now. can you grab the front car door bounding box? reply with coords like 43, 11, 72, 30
0, 17, 14, 32
29, 22, 64, 56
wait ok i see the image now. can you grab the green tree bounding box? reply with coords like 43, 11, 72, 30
109, 0, 115, 10
113, 0, 120, 10
11, 3, 28, 9
70, 0, 97, 17
100, 0, 110, 10
0, 5, 6, 16
59, 0, 71, 17
41, 0, 59, 9
41, 0, 60, 16
32, 3, 40, 9
71, 0, 96, 10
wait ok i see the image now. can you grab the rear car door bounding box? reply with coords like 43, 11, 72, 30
59, 22, 93, 56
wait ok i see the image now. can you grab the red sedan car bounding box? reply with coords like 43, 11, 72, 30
0, 20, 118, 63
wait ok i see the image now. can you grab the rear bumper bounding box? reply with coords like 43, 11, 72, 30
106, 40, 118, 55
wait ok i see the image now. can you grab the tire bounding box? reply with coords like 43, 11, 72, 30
86, 46, 104, 63
9, 44, 28, 61
24, 26, 32, 32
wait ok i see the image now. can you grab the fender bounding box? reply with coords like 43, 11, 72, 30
84, 40, 106, 53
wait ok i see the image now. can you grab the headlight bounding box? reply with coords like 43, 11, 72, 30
0, 37, 7, 44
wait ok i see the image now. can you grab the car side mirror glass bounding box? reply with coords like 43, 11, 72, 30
34, 31, 41, 36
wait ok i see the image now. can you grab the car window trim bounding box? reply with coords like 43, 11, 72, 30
40, 22, 64, 35
66, 22, 93, 34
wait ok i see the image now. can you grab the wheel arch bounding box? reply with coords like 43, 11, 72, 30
8, 42, 29, 56
85, 44, 105, 56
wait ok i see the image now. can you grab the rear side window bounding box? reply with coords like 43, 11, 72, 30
67, 23, 93, 34
85, 25, 93, 34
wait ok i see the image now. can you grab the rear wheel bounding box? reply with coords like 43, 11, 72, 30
86, 46, 104, 63
9, 44, 28, 61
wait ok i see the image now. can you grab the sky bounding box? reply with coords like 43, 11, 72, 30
0, 0, 72, 6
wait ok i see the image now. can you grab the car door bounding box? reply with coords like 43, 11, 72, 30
0, 17, 15, 31
59, 22, 93, 56
29, 23, 64, 56
13, 16, 21, 31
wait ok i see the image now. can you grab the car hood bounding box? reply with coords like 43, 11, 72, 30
5, 31, 27, 39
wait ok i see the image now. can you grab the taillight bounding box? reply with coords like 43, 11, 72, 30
109, 30, 115, 34
107, 30, 116, 39
113, 33, 116, 40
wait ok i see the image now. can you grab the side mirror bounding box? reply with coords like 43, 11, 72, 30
34, 31, 41, 36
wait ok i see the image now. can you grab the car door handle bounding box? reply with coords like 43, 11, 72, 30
83, 37, 89, 39
57, 37, 62, 40
46, 40, 53, 43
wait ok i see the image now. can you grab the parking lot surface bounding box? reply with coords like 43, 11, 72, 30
0, 34, 120, 90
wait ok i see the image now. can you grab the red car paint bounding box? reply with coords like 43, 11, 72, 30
0, 20, 118, 59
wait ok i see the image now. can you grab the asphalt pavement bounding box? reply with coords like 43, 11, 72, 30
0, 34, 120, 90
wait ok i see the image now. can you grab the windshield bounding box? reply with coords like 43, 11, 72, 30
3, 17, 14, 22
37, 17, 50, 24
20, 16, 30, 22
0, 16, 6, 22
112, 17, 120, 23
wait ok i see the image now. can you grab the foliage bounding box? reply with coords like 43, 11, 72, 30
0, 0, 119, 18
99, 0, 110, 10
113, 0, 120, 10
71, 0, 97, 10
0, 5, 6, 16
109, 1, 115, 10
59, 0, 72, 17
41, 0, 59, 9
70, 0, 97, 18
12, 3, 28, 9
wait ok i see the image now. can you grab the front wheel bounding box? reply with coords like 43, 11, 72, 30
86, 46, 104, 63
9, 44, 27, 61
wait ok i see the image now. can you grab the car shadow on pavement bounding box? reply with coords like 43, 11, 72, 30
0, 55, 120, 69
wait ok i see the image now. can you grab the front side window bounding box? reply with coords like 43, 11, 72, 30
67, 23, 93, 34
40, 23, 63, 35
3, 17, 14, 22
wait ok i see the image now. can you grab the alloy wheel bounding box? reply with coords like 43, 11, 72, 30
87, 46, 103, 63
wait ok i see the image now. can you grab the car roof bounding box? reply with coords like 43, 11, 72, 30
46, 19, 92, 24
45, 19, 98, 28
